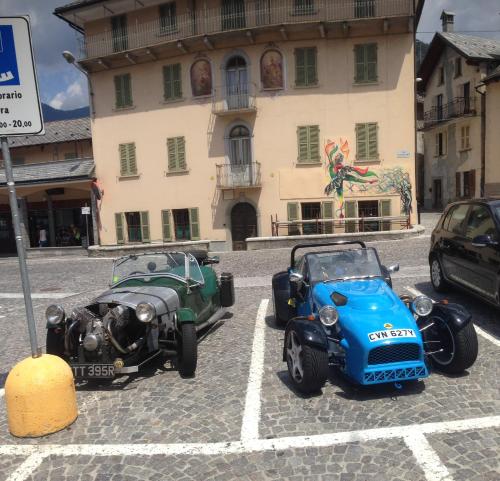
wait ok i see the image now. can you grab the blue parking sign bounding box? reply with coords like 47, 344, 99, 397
0, 25, 20, 86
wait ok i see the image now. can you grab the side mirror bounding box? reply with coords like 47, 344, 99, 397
387, 264, 400, 273
289, 272, 304, 297
202, 256, 220, 265
472, 235, 497, 248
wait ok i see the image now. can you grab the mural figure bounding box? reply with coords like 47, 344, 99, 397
377, 167, 413, 215
191, 59, 212, 97
323, 139, 378, 218
261, 50, 283, 89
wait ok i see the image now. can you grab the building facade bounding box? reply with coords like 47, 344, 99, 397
418, 11, 500, 210
55, 0, 423, 250
484, 67, 500, 197
0, 118, 96, 254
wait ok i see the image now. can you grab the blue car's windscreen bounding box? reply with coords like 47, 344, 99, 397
307, 248, 382, 283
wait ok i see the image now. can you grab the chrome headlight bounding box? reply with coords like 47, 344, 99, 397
412, 295, 433, 317
319, 306, 339, 326
135, 303, 156, 323
46, 305, 65, 325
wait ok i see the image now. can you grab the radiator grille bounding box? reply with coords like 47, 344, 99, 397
368, 343, 420, 365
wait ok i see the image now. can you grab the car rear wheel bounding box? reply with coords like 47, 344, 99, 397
423, 316, 478, 374
430, 257, 448, 293
178, 323, 197, 378
286, 330, 328, 394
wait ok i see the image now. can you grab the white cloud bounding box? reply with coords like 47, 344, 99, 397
49, 79, 87, 110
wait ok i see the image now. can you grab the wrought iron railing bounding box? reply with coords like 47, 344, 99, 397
216, 161, 261, 189
271, 215, 411, 236
423, 96, 477, 127
79, 0, 413, 59
212, 82, 257, 114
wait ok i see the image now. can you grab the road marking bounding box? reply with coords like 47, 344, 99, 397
240, 298, 269, 442
0, 389, 4, 398
404, 433, 453, 481
0, 293, 76, 299
405, 286, 500, 347
5, 453, 48, 481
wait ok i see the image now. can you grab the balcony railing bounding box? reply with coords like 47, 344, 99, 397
212, 82, 257, 115
79, 0, 413, 59
423, 97, 477, 128
216, 162, 261, 189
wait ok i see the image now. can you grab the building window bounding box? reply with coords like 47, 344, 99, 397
163, 63, 182, 100
115, 211, 150, 244
159, 2, 177, 35
64, 152, 77, 160
437, 66, 444, 85
162, 208, 200, 241
294, 0, 315, 15
286, 201, 333, 235
297, 125, 320, 163
221, 0, 246, 30
463, 170, 476, 198
12, 157, 25, 165
436, 94, 443, 120
462, 82, 471, 113
460, 125, 470, 150
111, 14, 128, 52
114, 73, 133, 108
295, 47, 317, 87
435, 131, 447, 157
355, 123, 378, 161
119, 142, 137, 176
301, 202, 321, 234
167, 136, 186, 172
355, 0, 375, 18
354, 43, 377, 83
454, 57, 462, 78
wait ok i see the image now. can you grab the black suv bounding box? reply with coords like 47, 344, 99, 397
429, 199, 500, 307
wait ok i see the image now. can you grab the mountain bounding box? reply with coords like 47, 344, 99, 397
416, 39, 430, 73
41, 103, 90, 122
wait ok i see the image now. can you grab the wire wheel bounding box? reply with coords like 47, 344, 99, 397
423, 315, 455, 366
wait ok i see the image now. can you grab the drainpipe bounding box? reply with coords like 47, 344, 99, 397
475, 82, 486, 198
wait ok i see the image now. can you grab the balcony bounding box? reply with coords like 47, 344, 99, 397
423, 97, 477, 129
216, 162, 261, 189
212, 83, 257, 115
79, 0, 414, 61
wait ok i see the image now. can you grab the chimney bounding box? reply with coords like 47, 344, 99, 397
440, 10, 455, 33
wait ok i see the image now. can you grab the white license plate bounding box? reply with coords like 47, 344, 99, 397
71, 364, 115, 379
368, 329, 416, 342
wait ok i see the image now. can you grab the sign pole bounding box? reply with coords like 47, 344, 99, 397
1, 136, 40, 358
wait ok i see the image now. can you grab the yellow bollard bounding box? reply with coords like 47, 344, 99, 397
5, 354, 78, 437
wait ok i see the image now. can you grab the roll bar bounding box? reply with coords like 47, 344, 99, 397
290, 240, 367, 269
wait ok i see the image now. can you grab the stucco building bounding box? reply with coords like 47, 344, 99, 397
54, 0, 424, 250
483, 67, 500, 197
418, 11, 500, 210
0, 118, 97, 254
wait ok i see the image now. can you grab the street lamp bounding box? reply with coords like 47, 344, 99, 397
61, 50, 94, 117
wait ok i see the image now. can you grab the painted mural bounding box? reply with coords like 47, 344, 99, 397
261, 50, 283, 89
191, 59, 212, 97
323, 139, 413, 218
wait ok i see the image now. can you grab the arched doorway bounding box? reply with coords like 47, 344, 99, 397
226, 55, 248, 109
231, 202, 257, 251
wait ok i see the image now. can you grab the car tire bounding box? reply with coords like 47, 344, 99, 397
425, 317, 478, 374
178, 323, 197, 378
272, 290, 287, 326
46, 328, 65, 358
430, 256, 449, 293
285, 330, 328, 394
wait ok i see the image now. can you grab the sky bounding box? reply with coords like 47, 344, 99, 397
3, 0, 500, 111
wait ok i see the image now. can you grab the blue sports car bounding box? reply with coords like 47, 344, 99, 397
272, 241, 478, 394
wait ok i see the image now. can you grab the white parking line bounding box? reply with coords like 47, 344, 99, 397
240, 298, 269, 442
5, 453, 48, 481
404, 433, 453, 481
0, 389, 4, 398
0, 293, 76, 300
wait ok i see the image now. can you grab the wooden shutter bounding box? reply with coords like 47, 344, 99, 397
177, 137, 186, 170
123, 74, 132, 106
287, 202, 300, 235
297, 126, 309, 162
167, 137, 186, 171
163, 65, 173, 100
173, 63, 182, 98
189, 208, 200, 240
321, 201, 334, 234
356, 124, 368, 160
114, 75, 123, 108
119, 142, 136, 175
456, 172, 461, 198
469, 169, 476, 197
379, 199, 391, 231
128, 143, 137, 174
309, 125, 320, 162
140, 211, 150, 242
161, 210, 172, 241
115, 213, 125, 244
345, 200, 357, 233
354, 45, 365, 83
295, 48, 306, 86
366, 44, 377, 81
167, 138, 177, 170
367, 123, 378, 159
306, 47, 317, 85
119, 143, 128, 175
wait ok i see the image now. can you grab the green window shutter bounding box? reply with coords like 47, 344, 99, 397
321, 201, 334, 234
297, 126, 309, 163
366, 44, 377, 81
354, 44, 377, 83
114, 74, 132, 107
189, 208, 200, 240
379, 199, 391, 231
295, 48, 306, 86
119, 143, 136, 176
128, 142, 137, 174
114, 75, 123, 108
167, 138, 177, 170
167, 137, 186, 171
161, 209, 172, 241
177, 137, 186, 170
173, 63, 182, 99
297, 126, 319, 163
119, 144, 128, 175
115, 213, 125, 244
356, 124, 368, 160
309, 125, 320, 162
163, 65, 173, 100
354, 45, 365, 83
123, 74, 132, 106
287, 202, 300, 236
140, 211, 150, 242
345, 200, 357, 233
306, 47, 317, 85
367, 123, 378, 159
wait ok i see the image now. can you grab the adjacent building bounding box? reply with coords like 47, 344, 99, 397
54, 0, 424, 250
418, 11, 500, 209
483, 66, 500, 197
0, 118, 96, 254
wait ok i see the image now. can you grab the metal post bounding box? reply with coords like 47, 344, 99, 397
1, 137, 40, 358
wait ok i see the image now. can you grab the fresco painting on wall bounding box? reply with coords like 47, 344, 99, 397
261, 50, 283, 89
323, 139, 413, 217
191, 59, 212, 97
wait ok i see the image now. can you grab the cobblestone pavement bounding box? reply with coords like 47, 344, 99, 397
0, 214, 498, 481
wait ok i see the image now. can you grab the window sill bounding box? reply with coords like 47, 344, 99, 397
113, 105, 136, 112
354, 158, 381, 164
295, 161, 322, 167
193, 94, 213, 100
353, 80, 379, 86
290, 9, 318, 16
165, 169, 190, 176
161, 97, 185, 105
459, 147, 472, 153
118, 174, 140, 180
261, 87, 284, 92
294, 83, 320, 89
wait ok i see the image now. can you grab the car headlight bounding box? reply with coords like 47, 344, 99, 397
319, 306, 339, 326
135, 303, 156, 323
412, 295, 433, 317
46, 305, 65, 325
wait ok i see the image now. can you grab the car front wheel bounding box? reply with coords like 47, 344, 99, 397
286, 330, 328, 394
178, 323, 197, 378
46, 328, 65, 358
430, 256, 448, 293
